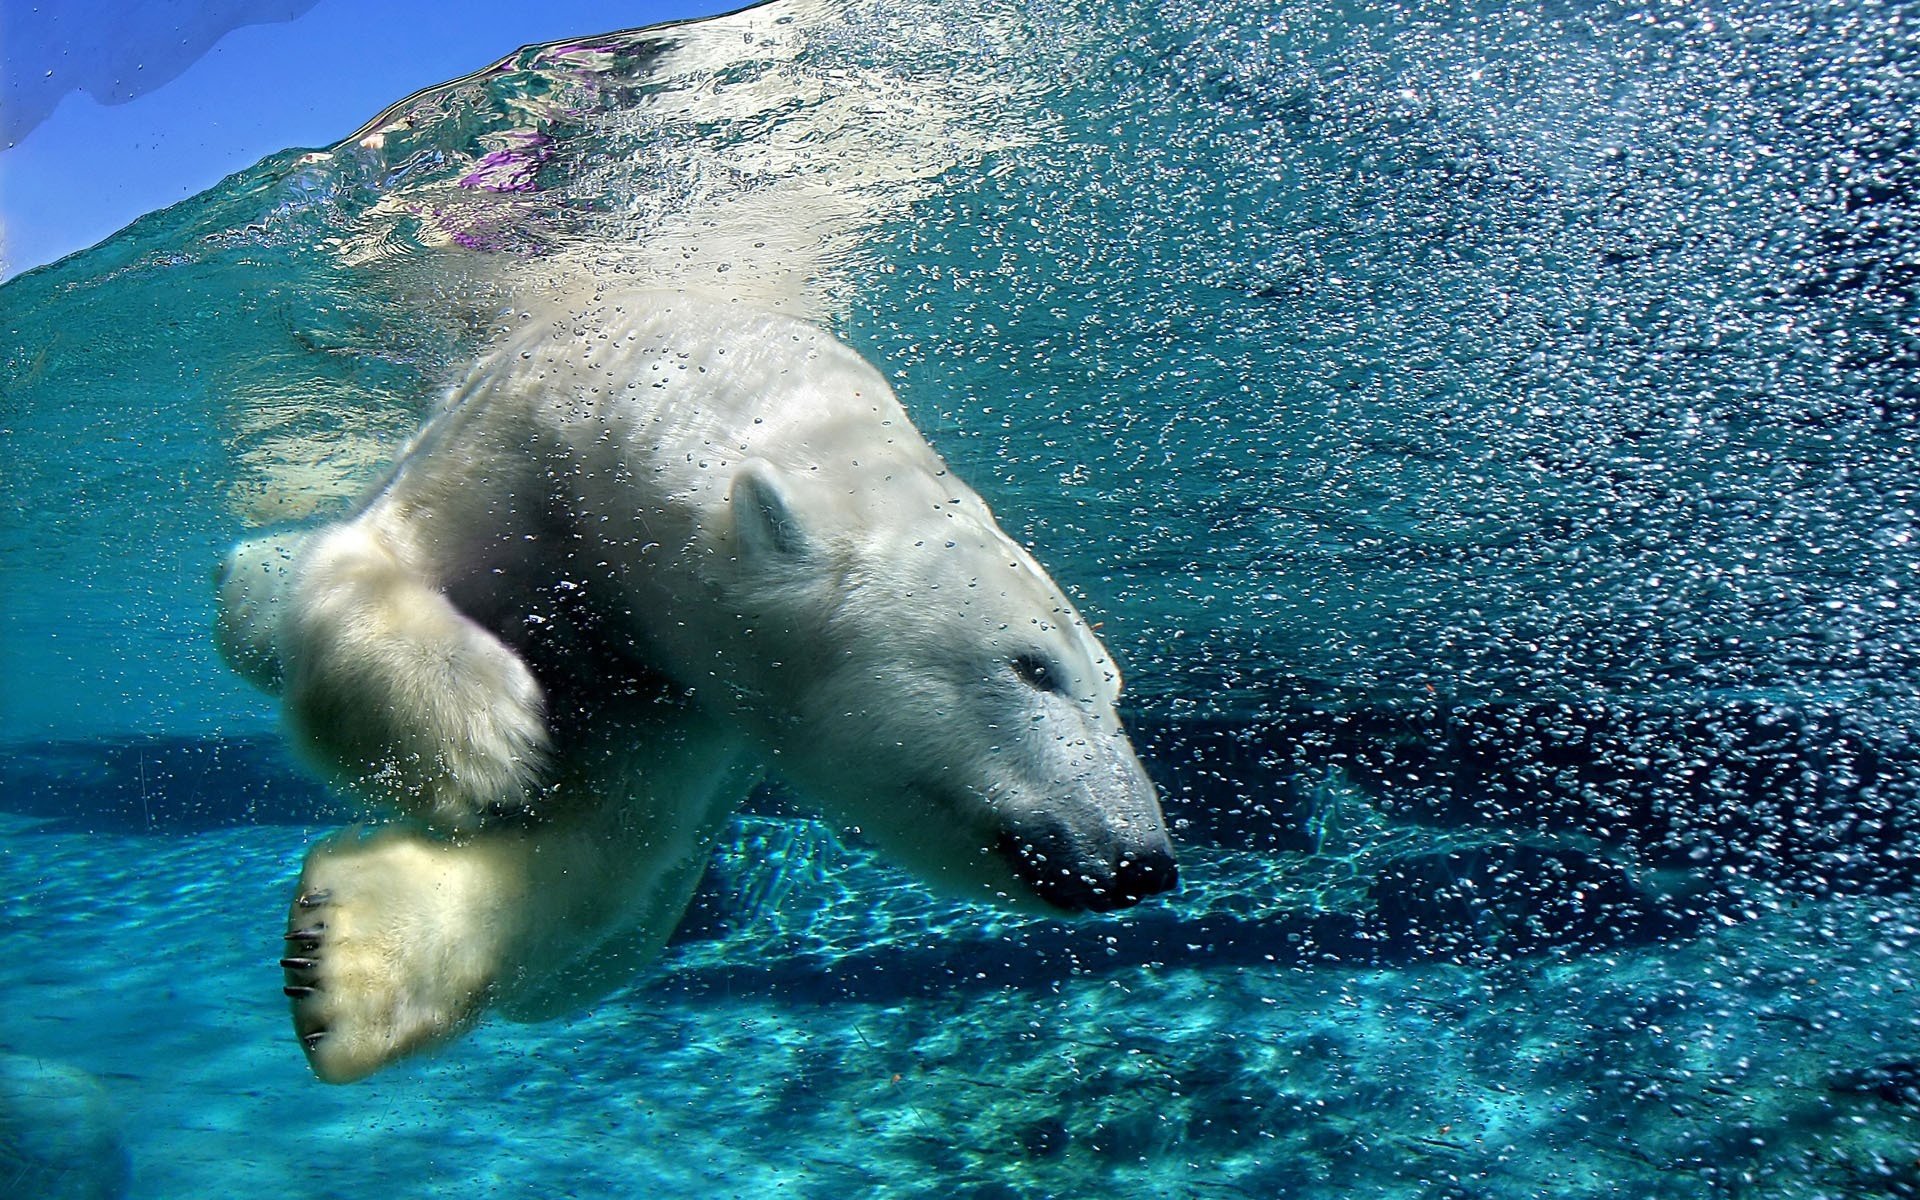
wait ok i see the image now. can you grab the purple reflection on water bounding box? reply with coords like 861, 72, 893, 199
458, 131, 554, 193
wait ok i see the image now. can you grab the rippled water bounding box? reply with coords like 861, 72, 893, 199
3, 0, 1919, 1196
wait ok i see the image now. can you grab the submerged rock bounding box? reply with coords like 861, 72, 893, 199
1831, 1061, 1920, 1107
0, 1054, 130, 1200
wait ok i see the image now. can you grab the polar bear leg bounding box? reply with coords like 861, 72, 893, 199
280, 824, 526, 1083
281, 523, 549, 831
280, 715, 755, 1083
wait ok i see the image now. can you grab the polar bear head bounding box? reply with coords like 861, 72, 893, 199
709, 457, 1177, 915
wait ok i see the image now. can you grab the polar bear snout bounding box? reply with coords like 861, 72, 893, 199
995, 822, 1178, 913
994, 793, 1179, 914
972, 713, 1177, 913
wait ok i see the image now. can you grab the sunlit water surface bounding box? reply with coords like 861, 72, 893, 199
3, 0, 1918, 1196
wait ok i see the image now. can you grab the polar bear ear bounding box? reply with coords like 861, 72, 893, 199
730, 460, 807, 559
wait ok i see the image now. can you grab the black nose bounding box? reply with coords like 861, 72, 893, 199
1111, 844, 1178, 906
997, 827, 1179, 913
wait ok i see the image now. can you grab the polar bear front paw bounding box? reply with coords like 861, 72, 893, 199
278, 826, 516, 1083
388, 619, 551, 831
281, 523, 552, 831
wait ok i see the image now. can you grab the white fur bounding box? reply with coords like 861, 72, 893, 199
220, 291, 1171, 1082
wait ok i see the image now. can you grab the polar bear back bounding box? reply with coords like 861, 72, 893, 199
472, 294, 983, 542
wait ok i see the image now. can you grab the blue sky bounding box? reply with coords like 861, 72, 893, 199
0, 0, 734, 279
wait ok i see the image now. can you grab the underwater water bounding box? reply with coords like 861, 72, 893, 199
3, 0, 1919, 1195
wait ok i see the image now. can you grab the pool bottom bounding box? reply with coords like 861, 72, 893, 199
2, 812, 1916, 1200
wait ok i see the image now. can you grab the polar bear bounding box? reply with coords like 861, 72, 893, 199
215, 291, 1174, 1083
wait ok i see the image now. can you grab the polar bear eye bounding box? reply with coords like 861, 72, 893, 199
1011, 652, 1067, 695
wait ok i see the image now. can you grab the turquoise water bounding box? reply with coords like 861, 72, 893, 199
3, 0, 1919, 1195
